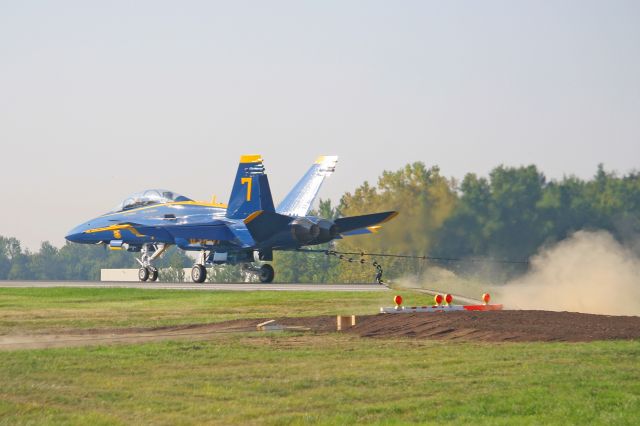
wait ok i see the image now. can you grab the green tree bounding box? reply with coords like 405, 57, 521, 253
207, 264, 247, 283
0, 237, 12, 279
337, 163, 457, 281
158, 247, 190, 282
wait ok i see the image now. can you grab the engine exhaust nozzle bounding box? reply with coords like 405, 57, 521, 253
290, 218, 321, 244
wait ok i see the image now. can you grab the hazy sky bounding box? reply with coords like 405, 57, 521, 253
1, 1, 639, 250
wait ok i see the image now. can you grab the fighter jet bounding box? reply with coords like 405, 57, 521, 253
66, 155, 397, 283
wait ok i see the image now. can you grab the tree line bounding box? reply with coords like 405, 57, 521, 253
0, 239, 191, 281
1, 164, 638, 282
275, 163, 640, 283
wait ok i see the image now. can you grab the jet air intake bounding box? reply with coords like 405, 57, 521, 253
290, 218, 321, 244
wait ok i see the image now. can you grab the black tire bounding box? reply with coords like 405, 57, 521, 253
148, 267, 158, 282
191, 265, 206, 283
259, 264, 275, 283
138, 267, 149, 282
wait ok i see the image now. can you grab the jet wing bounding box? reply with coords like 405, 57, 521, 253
163, 223, 236, 241
101, 221, 238, 242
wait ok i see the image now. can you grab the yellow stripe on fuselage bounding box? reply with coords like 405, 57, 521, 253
174, 201, 228, 208
99, 200, 227, 218
85, 224, 146, 237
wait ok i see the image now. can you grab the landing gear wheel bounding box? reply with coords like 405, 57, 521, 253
138, 267, 150, 282
191, 265, 206, 283
148, 267, 158, 282
258, 264, 275, 283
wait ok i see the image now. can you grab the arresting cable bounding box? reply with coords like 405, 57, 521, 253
295, 248, 530, 285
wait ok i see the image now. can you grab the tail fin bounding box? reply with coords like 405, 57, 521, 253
276, 156, 338, 217
226, 155, 275, 219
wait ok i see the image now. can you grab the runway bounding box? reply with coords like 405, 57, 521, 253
0, 280, 389, 292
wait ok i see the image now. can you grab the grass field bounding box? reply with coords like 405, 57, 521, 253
1, 287, 639, 425
0, 287, 396, 334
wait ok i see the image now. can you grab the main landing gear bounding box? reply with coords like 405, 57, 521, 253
239, 263, 275, 283
136, 243, 167, 282
258, 264, 275, 283
191, 250, 276, 283
190, 263, 275, 283
191, 264, 206, 283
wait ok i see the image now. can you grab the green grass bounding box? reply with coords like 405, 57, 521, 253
0, 287, 399, 334
1, 335, 639, 425
0, 288, 639, 425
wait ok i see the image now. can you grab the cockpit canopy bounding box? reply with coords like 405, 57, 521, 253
110, 189, 192, 212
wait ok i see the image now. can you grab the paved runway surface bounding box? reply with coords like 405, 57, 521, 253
0, 281, 389, 292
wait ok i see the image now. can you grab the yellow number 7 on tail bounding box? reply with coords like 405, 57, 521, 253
241, 177, 252, 201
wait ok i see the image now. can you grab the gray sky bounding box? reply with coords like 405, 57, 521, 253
1, 1, 639, 250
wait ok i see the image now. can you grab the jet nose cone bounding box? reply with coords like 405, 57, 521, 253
65, 233, 81, 243
65, 225, 86, 243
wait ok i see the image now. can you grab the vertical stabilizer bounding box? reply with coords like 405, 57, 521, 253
277, 155, 338, 217
226, 155, 275, 219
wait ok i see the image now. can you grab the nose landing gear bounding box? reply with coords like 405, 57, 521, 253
136, 244, 167, 282
138, 266, 159, 282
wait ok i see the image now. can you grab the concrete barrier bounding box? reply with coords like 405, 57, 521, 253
101, 268, 194, 282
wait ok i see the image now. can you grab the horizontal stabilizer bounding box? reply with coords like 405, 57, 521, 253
335, 211, 398, 235
340, 227, 378, 236
244, 210, 293, 242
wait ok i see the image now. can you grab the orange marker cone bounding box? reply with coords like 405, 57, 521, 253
394, 295, 403, 307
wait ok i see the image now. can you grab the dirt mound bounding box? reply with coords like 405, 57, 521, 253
275, 310, 640, 342
3, 311, 639, 350
339, 310, 640, 342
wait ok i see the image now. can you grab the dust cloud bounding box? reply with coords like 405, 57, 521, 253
395, 231, 640, 316
500, 231, 640, 315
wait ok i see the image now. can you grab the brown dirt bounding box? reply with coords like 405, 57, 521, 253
0, 319, 261, 351
277, 310, 640, 342
2, 310, 639, 350
339, 310, 640, 342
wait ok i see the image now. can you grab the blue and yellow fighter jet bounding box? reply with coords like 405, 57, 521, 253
66, 155, 397, 283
